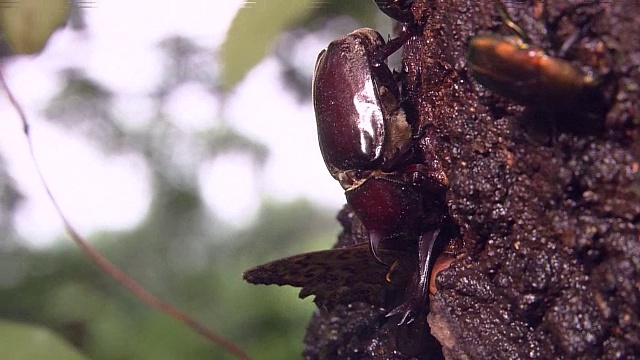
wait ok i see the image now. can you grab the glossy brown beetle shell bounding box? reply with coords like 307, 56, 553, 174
345, 173, 423, 240
313, 28, 411, 189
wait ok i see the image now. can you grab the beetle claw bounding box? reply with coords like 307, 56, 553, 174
386, 302, 417, 325
369, 232, 388, 265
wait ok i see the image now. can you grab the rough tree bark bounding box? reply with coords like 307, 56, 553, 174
303, 1, 640, 359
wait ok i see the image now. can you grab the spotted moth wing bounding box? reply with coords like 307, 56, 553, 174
243, 243, 413, 309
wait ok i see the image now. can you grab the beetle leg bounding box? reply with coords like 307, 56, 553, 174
374, 24, 414, 65
404, 163, 449, 192
385, 259, 400, 283
387, 228, 441, 324
494, 0, 531, 43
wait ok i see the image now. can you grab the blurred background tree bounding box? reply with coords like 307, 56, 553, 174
0, 0, 396, 359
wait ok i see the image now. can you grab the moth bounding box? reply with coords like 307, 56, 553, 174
243, 243, 415, 310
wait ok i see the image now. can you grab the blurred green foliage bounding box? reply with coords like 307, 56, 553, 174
0, 1, 387, 359
221, 0, 379, 93
0, 320, 89, 360
0, 200, 336, 359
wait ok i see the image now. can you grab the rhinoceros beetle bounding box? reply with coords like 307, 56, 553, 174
312, 28, 449, 323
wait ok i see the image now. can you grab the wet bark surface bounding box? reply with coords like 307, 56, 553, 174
303, 1, 640, 359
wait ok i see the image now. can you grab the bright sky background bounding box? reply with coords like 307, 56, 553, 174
0, 1, 347, 247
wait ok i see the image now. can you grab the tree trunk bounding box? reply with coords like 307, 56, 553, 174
303, 1, 640, 358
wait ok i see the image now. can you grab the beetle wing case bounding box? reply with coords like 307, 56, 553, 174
313, 28, 411, 185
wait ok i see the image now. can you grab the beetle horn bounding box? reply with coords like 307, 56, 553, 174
387, 228, 441, 325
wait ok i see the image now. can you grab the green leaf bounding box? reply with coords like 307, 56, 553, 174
220, 0, 316, 91
0, 0, 70, 54
0, 320, 89, 360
